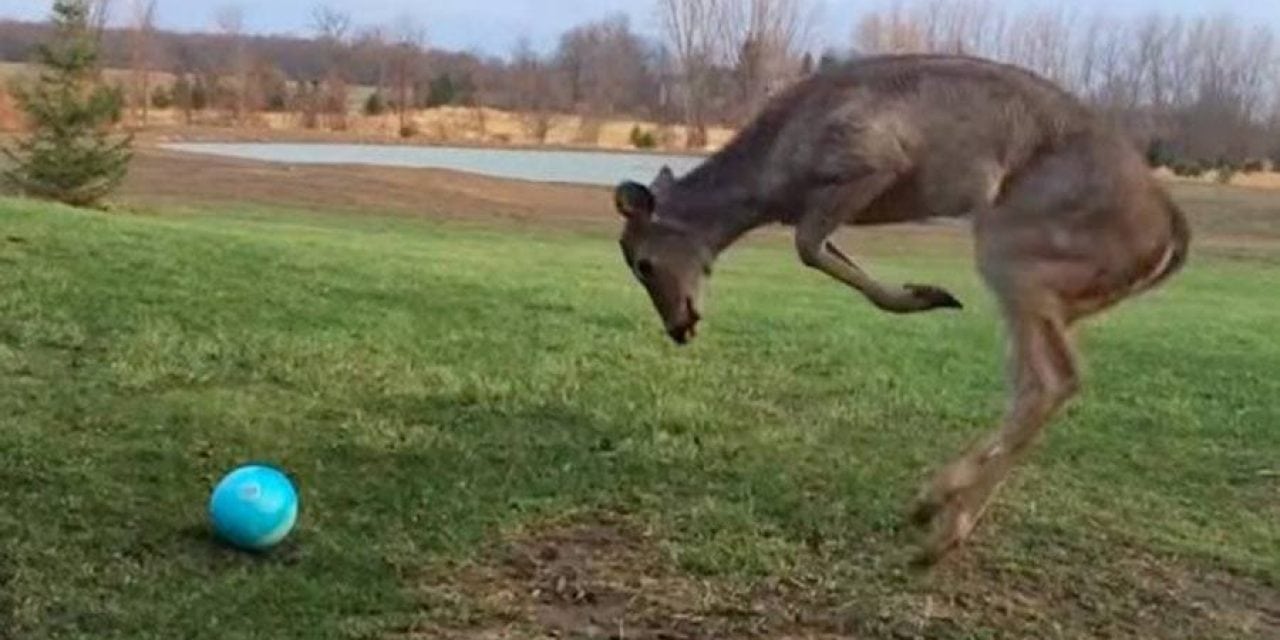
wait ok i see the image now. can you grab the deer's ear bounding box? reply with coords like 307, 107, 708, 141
651, 165, 676, 198
614, 181, 655, 220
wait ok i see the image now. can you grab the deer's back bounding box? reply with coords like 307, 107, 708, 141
698, 55, 1119, 222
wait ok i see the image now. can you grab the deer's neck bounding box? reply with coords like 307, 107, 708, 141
668, 157, 771, 255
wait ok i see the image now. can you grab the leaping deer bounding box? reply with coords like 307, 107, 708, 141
613, 54, 1190, 563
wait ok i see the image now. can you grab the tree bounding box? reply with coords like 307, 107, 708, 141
214, 4, 249, 124
510, 37, 561, 143
849, 1, 1280, 166
87, 0, 114, 41
363, 91, 386, 115
425, 73, 461, 107
3, 0, 133, 207
312, 4, 353, 129
353, 25, 391, 101
656, 0, 724, 148
389, 17, 426, 136
556, 14, 658, 120
721, 0, 816, 122
127, 0, 158, 124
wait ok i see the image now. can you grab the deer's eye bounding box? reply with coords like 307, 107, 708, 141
635, 259, 655, 279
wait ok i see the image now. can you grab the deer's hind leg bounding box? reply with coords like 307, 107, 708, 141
908, 194, 1114, 562
910, 286, 1081, 564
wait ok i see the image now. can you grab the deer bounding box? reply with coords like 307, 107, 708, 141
612, 54, 1190, 564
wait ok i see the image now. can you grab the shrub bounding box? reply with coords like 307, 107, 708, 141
1216, 165, 1237, 184
1171, 162, 1199, 178
1145, 139, 1173, 168
630, 125, 657, 149
1241, 158, 1265, 174
150, 85, 173, 110
364, 92, 386, 116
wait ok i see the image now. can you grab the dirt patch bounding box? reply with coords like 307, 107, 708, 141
394, 513, 1279, 640
119, 147, 616, 227
399, 514, 852, 640
899, 538, 1280, 639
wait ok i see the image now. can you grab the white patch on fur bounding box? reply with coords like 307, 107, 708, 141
1130, 242, 1177, 294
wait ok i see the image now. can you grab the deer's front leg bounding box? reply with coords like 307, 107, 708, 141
795, 177, 963, 314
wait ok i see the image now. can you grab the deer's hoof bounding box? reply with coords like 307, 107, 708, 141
908, 461, 985, 565
908, 493, 942, 527
912, 505, 975, 567
907, 492, 977, 567
904, 284, 963, 310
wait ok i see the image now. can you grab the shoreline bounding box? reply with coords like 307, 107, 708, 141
138, 126, 716, 160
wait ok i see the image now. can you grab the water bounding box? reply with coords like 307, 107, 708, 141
160, 142, 708, 187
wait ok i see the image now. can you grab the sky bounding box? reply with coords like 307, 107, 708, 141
2, 0, 1279, 56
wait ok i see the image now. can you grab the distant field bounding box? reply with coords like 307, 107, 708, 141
1, 60, 737, 150
0, 60, 178, 90
0, 193, 1276, 639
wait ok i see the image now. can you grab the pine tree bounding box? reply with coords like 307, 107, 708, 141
3, 0, 133, 207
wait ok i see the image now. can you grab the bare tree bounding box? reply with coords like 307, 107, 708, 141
127, 0, 158, 124
88, 0, 114, 41
853, 3, 924, 54
510, 37, 562, 143
214, 4, 249, 125
312, 4, 353, 129
311, 4, 351, 43
390, 16, 426, 136
355, 26, 390, 91
556, 14, 657, 124
721, 0, 817, 122
656, 0, 725, 148
850, 1, 1280, 166
1130, 14, 1173, 110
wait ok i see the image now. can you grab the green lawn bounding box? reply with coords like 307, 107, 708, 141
1, 197, 1277, 639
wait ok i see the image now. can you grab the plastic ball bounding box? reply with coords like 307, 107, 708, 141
208, 464, 299, 551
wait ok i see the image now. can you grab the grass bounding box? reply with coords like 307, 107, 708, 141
0, 197, 1277, 639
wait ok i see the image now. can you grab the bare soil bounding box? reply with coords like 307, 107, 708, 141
400, 513, 862, 640
396, 512, 1279, 640
119, 147, 614, 226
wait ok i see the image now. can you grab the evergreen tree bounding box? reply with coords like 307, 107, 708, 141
3, 0, 133, 207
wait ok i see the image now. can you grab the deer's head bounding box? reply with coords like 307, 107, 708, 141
615, 166, 714, 345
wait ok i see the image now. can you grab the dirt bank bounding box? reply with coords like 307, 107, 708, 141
120, 146, 615, 225
115, 146, 1279, 256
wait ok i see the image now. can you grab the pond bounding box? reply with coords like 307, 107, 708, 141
160, 142, 708, 187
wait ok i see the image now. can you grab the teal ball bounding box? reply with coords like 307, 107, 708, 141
208, 464, 298, 551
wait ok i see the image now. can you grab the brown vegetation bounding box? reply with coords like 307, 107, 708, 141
0, 88, 20, 131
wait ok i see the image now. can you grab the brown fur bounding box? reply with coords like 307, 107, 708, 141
613, 54, 1190, 562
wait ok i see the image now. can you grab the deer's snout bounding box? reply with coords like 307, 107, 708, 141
666, 298, 701, 345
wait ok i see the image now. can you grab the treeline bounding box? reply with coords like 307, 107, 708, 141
852, 0, 1280, 170
3, 0, 1278, 165
0, 8, 675, 138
